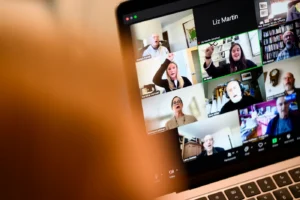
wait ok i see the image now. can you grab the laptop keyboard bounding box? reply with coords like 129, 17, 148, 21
194, 166, 300, 200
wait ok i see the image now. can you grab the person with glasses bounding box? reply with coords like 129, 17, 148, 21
203, 43, 257, 79
153, 53, 192, 93
276, 31, 300, 62
165, 96, 197, 130
198, 135, 225, 157
266, 96, 300, 136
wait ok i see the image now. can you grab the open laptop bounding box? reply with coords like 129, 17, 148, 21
116, 0, 300, 199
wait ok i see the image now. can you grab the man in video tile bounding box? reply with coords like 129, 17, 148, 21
165, 96, 197, 130
142, 34, 169, 58
266, 96, 300, 136
204, 43, 256, 79
220, 80, 258, 114
283, 72, 300, 104
276, 31, 300, 62
287, 1, 300, 22
199, 135, 224, 157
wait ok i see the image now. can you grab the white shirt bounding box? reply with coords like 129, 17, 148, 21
142, 45, 169, 58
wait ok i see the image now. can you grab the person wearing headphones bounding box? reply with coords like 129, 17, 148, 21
165, 96, 197, 130
220, 80, 258, 114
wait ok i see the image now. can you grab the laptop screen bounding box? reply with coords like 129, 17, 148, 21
118, 0, 300, 195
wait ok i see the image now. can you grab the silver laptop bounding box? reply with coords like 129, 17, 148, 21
116, 0, 300, 199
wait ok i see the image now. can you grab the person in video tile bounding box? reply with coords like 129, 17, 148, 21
165, 96, 197, 130
142, 34, 169, 58
220, 80, 258, 114
199, 135, 224, 157
287, 1, 300, 22
276, 31, 300, 62
204, 43, 256, 79
266, 96, 300, 136
153, 53, 192, 92
283, 72, 300, 104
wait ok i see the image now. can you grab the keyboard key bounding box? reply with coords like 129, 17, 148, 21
272, 172, 292, 187
273, 188, 293, 200
195, 197, 208, 200
224, 187, 244, 200
240, 182, 260, 197
288, 167, 300, 182
288, 183, 300, 198
257, 193, 275, 200
257, 177, 277, 192
208, 192, 226, 200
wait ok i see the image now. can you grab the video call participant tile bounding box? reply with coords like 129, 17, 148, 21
136, 48, 201, 99
204, 67, 266, 118
193, 0, 257, 44
239, 94, 299, 144
198, 30, 262, 81
142, 84, 207, 134
259, 19, 300, 65
178, 111, 242, 162
254, 0, 300, 29
130, 9, 197, 61
263, 56, 300, 105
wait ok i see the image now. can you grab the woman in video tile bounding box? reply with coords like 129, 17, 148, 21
165, 96, 197, 130
153, 53, 192, 92
204, 43, 256, 79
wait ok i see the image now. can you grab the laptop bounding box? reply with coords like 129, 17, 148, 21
116, 0, 300, 199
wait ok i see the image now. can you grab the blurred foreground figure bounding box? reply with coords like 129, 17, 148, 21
0, 1, 179, 199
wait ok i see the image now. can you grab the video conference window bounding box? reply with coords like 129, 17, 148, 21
130, 9, 197, 60
263, 56, 300, 103
198, 30, 262, 81
260, 19, 300, 64
239, 94, 299, 143
136, 48, 201, 99
204, 68, 266, 118
142, 84, 207, 134
255, 0, 300, 28
178, 111, 243, 162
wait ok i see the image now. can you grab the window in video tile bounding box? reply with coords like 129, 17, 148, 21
136, 48, 201, 99
263, 56, 300, 105
142, 84, 207, 134
255, 0, 300, 28
130, 9, 197, 61
204, 68, 266, 118
199, 30, 262, 81
260, 19, 300, 64
178, 111, 242, 162
239, 94, 299, 143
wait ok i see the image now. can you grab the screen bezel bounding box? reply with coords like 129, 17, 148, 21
116, 0, 300, 197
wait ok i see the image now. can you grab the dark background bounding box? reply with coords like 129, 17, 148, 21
194, 0, 258, 44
